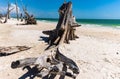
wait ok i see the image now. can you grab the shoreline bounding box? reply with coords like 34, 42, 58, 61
36, 18, 120, 27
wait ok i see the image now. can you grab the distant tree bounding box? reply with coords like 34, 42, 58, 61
15, 0, 19, 20
4, 0, 14, 23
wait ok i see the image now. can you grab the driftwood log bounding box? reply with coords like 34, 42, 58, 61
43, 1, 81, 48
11, 48, 79, 79
0, 46, 31, 57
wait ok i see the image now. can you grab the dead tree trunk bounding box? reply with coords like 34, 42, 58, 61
20, 13, 23, 21
4, 0, 14, 23
15, 0, 19, 21
4, 8, 14, 23
0, 46, 31, 56
7, 0, 11, 19
43, 2, 81, 48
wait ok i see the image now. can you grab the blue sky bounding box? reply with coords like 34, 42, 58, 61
0, 0, 120, 19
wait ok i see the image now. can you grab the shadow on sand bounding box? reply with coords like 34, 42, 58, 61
39, 36, 49, 43
19, 65, 67, 79
39, 36, 56, 50
19, 66, 40, 79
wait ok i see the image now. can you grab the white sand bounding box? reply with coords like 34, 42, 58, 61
0, 19, 120, 79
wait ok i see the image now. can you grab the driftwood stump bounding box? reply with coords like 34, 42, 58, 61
43, 1, 80, 48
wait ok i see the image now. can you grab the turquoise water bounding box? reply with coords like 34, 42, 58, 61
37, 18, 120, 27
37, 18, 58, 22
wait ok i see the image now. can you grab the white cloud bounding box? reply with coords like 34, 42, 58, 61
0, 3, 20, 14
10, 3, 20, 13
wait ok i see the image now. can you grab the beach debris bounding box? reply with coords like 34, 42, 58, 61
24, 14, 37, 25
0, 46, 31, 57
11, 48, 79, 79
43, 1, 81, 48
21, 1, 37, 25
11, 1, 79, 79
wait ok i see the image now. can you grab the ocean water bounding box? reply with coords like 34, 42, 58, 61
37, 18, 120, 28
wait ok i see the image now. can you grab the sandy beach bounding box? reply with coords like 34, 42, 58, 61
0, 19, 120, 79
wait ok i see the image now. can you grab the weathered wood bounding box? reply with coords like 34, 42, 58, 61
15, 0, 19, 21
4, 1, 14, 23
11, 47, 79, 78
0, 46, 31, 56
59, 2, 72, 44
7, 0, 10, 19
21, 1, 37, 25
55, 48, 79, 74
43, 2, 80, 48
11, 58, 37, 68
20, 13, 23, 21
0, 14, 3, 23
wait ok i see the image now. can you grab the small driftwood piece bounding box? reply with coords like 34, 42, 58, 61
43, 1, 81, 48
0, 46, 31, 57
11, 48, 79, 79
